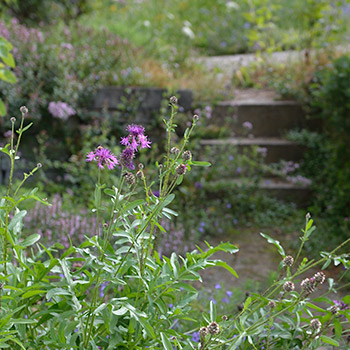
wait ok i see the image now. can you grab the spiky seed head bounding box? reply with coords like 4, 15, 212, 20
20, 106, 28, 115
310, 318, 321, 331
175, 164, 187, 176
314, 272, 326, 284
10, 117, 16, 123
193, 114, 199, 122
170, 96, 178, 104
182, 150, 192, 161
306, 212, 311, 220
37, 163, 42, 168
222, 315, 228, 321
283, 281, 295, 293
124, 172, 135, 185
283, 255, 294, 267
208, 322, 220, 335
199, 326, 208, 339
171, 147, 180, 155
103, 223, 108, 228
268, 300, 276, 308
330, 305, 338, 315
138, 163, 144, 169
301, 278, 315, 294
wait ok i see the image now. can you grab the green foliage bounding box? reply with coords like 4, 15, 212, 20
0, 0, 91, 24
0, 102, 349, 349
0, 36, 15, 116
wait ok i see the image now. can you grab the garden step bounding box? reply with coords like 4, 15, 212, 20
200, 137, 304, 163
203, 178, 311, 207
209, 99, 306, 137
92, 86, 192, 123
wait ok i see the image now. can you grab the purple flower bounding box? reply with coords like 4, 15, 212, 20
119, 147, 135, 170
194, 182, 203, 189
191, 331, 200, 342
222, 297, 230, 303
86, 146, 118, 170
226, 290, 233, 298
242, 121, 253, 130
48, 101, 75, 120
215, 283, 222, 289
236, 167, 242, 174
121, 124, 151, 151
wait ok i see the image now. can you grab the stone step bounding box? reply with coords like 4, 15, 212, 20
200, 137, 304, 163
209, 100, 306, 137
203, 178, 311, 207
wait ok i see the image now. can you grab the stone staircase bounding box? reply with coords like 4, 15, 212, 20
92, 87, 311, 206
199, 90, 311, 207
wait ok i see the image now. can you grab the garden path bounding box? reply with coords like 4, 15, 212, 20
196, 45, 350, 82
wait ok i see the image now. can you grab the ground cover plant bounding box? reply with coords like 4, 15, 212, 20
0, 100, 349, 349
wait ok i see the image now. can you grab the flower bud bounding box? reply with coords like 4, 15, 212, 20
171, 147, 180, 155
310, 318, 321, 331
20, 106, 28, 115
182, 150, 192, 161
199, 326, 208, 339
170, 96, 178, 104
268, 300, 276, 308
301, 278, 315, 294
314, 272, 325, 284
10, 117, 16, 123
175, 164, 187, 176
193, 114, 199, 122
136, 170, 144, 180
283, 281, 295, 293
124, 172, 135, 185
208, 322, 220, 335
283, 255, 294, 267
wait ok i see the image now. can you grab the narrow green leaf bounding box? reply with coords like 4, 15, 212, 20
0, 99, 5, 116
161, 332, 173, 350
190, 161, 211, 167
320, 335, 339, 347
210, 300, 216, 322
19, 233, 40, 247
22, 290, 45, 299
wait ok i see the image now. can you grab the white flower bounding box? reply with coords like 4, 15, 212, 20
182, 26, 195, 39
226, 1, 239, 10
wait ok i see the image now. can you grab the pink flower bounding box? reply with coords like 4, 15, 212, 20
86, 146, 118, 170
48, 101, 76, 120
120, 124, 151, 151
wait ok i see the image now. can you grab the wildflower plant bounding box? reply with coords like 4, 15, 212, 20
0, 100, 241, 349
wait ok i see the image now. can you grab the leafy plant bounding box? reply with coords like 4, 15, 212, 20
0, 36, 16, 116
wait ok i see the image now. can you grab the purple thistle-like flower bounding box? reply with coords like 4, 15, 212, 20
121, 124, 151, 151
86, 146, 118, 170
119, 147, 135, 170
